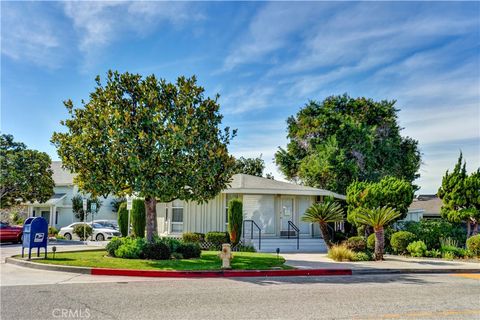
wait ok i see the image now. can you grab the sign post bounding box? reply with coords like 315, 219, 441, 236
82, 198, 87, 241
90, 202, 97, 241
126, 196, 133, 236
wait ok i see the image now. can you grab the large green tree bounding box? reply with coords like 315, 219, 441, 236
0, 134, 54, 208
52, 71, 236, 242
71, 194, 102, 221
438, 153, 480, 237
275, 94, 421, 193
233, 156, 265, 176
346, 176, 414, 226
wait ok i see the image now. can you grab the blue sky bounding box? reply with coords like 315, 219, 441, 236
1, 1, 479, 194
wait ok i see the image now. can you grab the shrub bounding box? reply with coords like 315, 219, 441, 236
390, 231, 416, 254
466, 234, 480, 256
117, 202, 128, 237
73, 224, 92, 241
407, 240, 427, 257
114, 237, 146, 259
143, 239, 171, 260
131, 199, 146, 238
106, 237, 123, 257
228, 198, 243, 246
176, 243, 201, 259
425, 249, 441, 258
194, 232, 205, 241
332, 231, 348, 244
182, 232, 201, 243
236, 244, 256, 252
443, 251, 455, 260
367, 233, 376, 250
399, 220, 466, 250
55, 235, 66, 240
205, 231, 229, 247
327, 245, 356, 261
171, 252, 183, 260
48, 226, 59, 236
353, 251, 372, 261
345, 236, 366, 252
159, 237, 182, 253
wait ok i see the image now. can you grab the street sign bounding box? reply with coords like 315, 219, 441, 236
82, 199, 87, 212
127, 197, 133, 210
90, 202, 97, 212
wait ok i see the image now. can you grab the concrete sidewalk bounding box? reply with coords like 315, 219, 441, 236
283, 253, 480, 273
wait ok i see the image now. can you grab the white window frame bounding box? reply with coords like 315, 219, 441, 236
170, 201, 184, 234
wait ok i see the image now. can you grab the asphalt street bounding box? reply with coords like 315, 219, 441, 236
1, 272, 479, 320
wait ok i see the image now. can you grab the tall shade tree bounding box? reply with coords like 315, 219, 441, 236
52, 71, 236, 242
346, 176, 414, 228
275, 94, 421, 194
233, 156, 265, 177
355, 206, 400, 260
301, 201, 344, 249
0, 134, 54, 208
438, 153, 480, 237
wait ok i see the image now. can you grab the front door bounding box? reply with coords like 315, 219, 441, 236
280, 198, 294, 231
41, 211, 50, 225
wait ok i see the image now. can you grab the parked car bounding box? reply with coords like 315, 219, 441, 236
59, 222, 122, 241
93, 220, 119, 230
0, 221, 23, 243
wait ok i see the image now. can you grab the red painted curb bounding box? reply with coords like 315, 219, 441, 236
91, 268, 352, 278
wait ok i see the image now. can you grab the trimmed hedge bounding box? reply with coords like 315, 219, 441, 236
131, 199, 146, 238
117, 202, 128, 237
390, 231, 416, 254
143, 239, 171, 260
205, 231, 229, 247
345, 236, 366, 252
182, 232, 201, 243
176, 243, 201, 259
227, 198, 243, 246
466, 234, 480, 256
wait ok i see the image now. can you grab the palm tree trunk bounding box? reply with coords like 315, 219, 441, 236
320, 222, 333, 249
472, 222, 478, 236
374, 226, 384, 261
145, 197, 157, 243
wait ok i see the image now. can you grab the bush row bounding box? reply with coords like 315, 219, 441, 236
106, 236, 201, 260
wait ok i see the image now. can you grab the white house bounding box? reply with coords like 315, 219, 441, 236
27, 162, 345, 245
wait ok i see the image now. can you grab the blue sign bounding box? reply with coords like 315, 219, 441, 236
22, 216, 48, 259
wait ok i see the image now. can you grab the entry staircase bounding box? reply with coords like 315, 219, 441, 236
242, 219, 328, 253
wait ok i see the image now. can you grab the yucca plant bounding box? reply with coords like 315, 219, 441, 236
356, 206, 400, 260
302, 201, 344, 249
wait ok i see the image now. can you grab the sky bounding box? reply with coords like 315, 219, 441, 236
1, 1, 479, 194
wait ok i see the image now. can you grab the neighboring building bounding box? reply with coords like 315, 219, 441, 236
26, 162, 117, 228
26, 162, 345, 240
405, 195, 442, 221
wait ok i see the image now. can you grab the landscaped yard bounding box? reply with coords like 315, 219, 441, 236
25, 250, 293, 271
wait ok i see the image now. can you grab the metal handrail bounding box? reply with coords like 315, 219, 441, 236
287, 220, 300, 250
243, 219, 261, 250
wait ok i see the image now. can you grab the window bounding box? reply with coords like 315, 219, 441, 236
170, 200, 183, 233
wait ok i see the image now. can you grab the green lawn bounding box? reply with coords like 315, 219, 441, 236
26, 250, 293, 271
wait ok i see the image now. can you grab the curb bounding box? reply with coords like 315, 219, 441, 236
6, 257, 480, 278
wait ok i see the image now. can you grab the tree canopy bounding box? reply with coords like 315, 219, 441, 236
0, 134, 54, 208
51, 71, 236, 241
346, 176, 414, 225
438, 153, 479, 236
71, 194, 103, 221
233, 156, 265, 176
274, 94, 421, 193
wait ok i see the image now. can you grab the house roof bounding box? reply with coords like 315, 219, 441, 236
224, 174, 346, 199
408, 195, 442, 215
51, 161, 75, 185
31, 193, 67, 207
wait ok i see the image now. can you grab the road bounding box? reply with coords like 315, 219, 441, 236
2, 272, 479, 319
1, 243, 479, 320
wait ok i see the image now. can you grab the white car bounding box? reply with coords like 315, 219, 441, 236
59, 222, 122, 241
93, 220, 119, 231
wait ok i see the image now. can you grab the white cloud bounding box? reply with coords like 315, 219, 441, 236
220, 86, 277, 114
1, 3, 63, 68
62, 2, 202, 53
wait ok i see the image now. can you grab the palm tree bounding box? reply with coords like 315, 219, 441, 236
356, 206, 400, 260
302, 201, 344, 249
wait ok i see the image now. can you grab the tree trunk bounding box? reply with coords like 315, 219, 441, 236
467, 221, 471, 238
472, 222, 478, 236
320, 222, 333, 249
145, 197, 158, 243
374, 227, 384, 261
